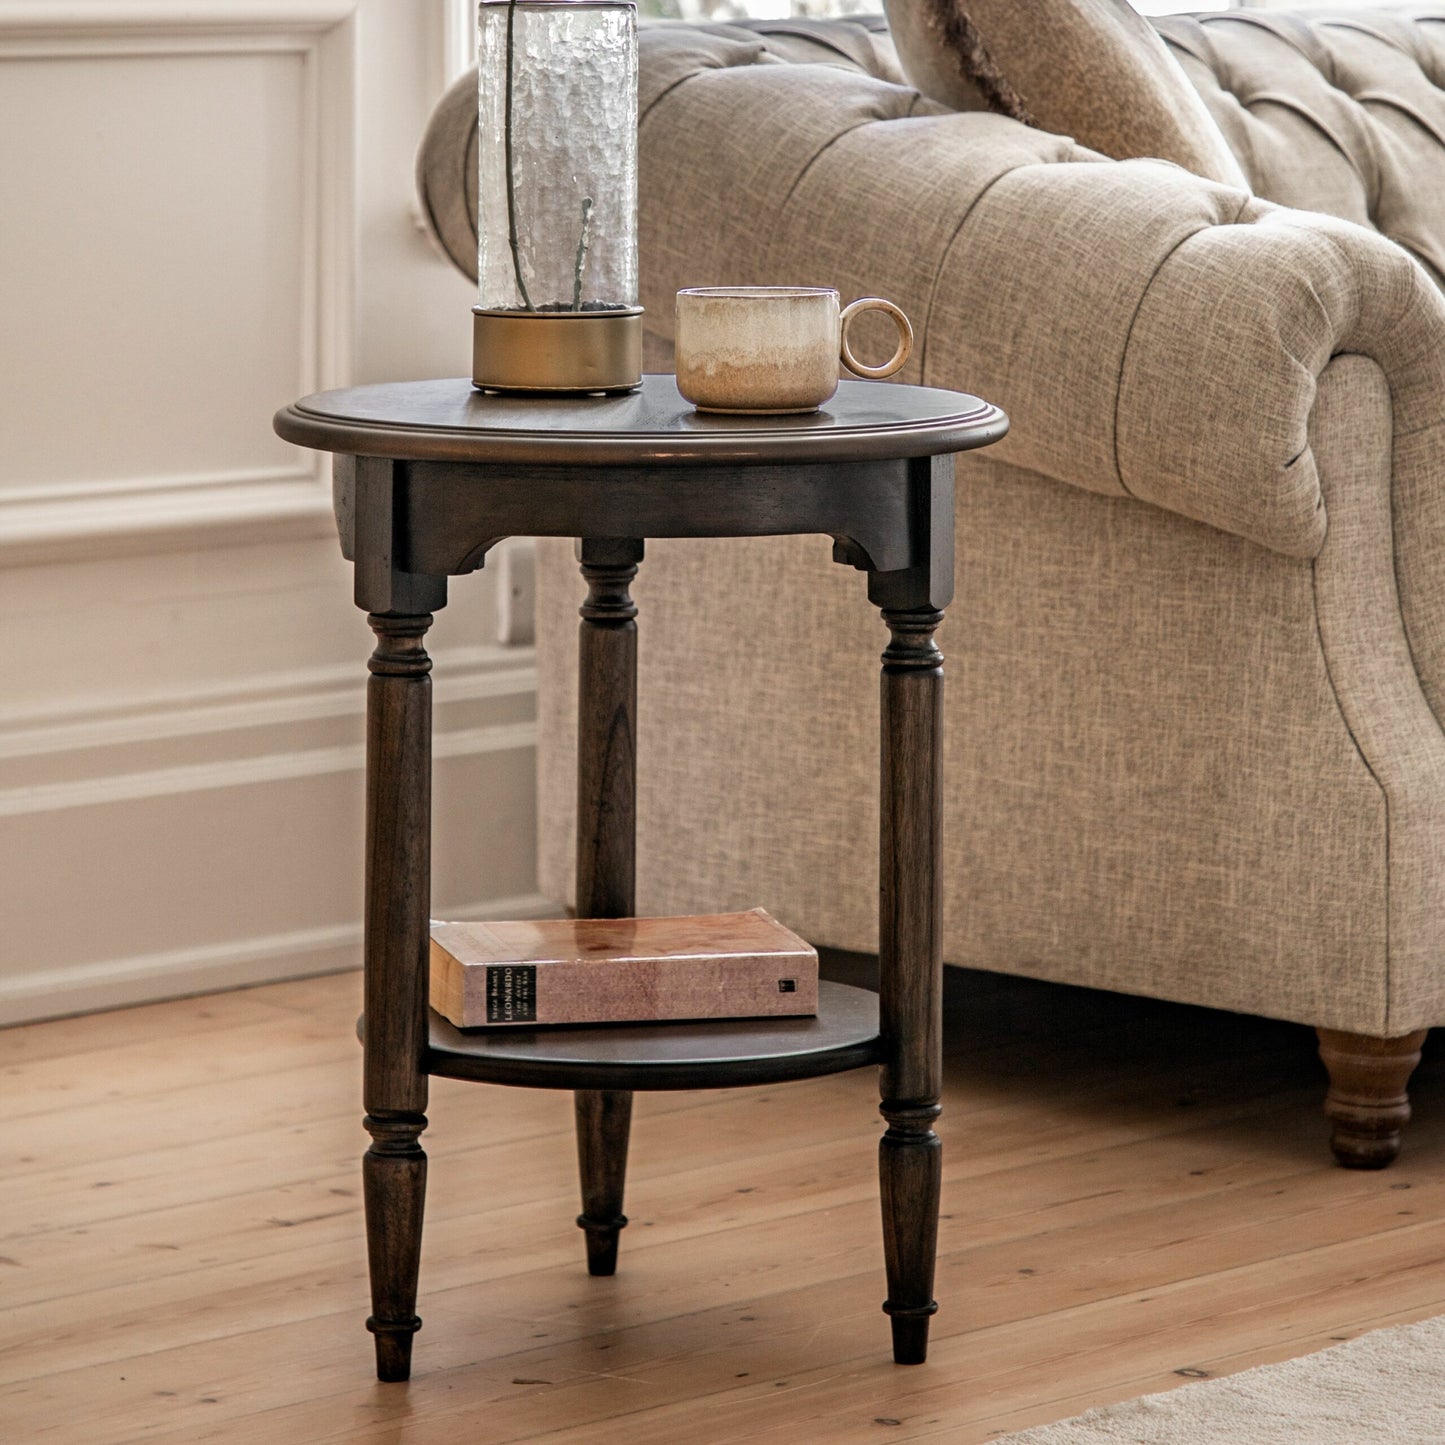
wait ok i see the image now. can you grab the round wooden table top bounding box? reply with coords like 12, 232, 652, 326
274, 373, 1007, 467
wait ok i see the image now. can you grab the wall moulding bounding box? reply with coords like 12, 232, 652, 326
0, 642, 536, 809
0, 2, 360, 38
0, 643, 535, 760
0, 639, 542, 1025
441, 0, 474, 86
0, 717, 537, 819
0, 889, 557, 1028
0, 0, 359, 564
0, 471, 338, 570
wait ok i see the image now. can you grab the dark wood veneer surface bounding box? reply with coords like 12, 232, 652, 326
276, 372, 1007, 1375
421, 979, 882, 1091
275, 373, 1006, 466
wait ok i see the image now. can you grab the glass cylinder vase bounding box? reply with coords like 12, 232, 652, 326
474, 0, 642, 394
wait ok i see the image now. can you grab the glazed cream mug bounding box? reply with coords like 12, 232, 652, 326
675, 286, 914, 414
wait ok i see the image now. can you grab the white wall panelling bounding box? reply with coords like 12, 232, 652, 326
0, 639, 544, 1024
441, 0, 474, 87
0, 1, 540, 1025
0, 0, 357, 563
0, 892, 554, 1028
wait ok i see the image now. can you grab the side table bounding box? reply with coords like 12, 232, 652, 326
274, 374, 1008, 1378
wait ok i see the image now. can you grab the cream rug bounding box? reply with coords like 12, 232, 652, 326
994, 1315, 1445, 1443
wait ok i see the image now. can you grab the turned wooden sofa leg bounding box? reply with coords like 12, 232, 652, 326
1317, 1028, 1429, 1169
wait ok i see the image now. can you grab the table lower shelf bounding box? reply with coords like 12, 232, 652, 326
411, 979, 882, 1091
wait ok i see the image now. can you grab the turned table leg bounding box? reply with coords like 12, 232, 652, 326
877, 605, 946, 1365
573, 539, 643, 1275
361, 612, 435, 1381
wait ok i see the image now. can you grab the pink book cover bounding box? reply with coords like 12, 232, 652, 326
429, 908, 819, 1029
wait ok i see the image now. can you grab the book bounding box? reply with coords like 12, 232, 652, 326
429, 908, 819, 1029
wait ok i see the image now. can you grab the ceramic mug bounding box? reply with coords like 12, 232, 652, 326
674, 286, 914, 414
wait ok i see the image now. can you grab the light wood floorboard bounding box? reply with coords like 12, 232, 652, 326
2, 955, 1443, 1443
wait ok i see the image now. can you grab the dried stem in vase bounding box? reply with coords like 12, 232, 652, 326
503, 0, 535, 312
572, 197, 595, 312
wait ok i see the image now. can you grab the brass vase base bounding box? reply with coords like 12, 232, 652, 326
693, 403, 822, 416
472, 306, 644, 395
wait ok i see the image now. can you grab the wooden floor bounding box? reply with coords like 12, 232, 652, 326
5, 957, 1445, 1445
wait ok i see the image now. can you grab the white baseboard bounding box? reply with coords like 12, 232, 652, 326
0, 891, 559, 1027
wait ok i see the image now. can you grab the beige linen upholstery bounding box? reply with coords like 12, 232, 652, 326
536, 355, 1445, 1035
882, 0, 1248, 186
1158, 9, 1445, 285
417, 14, 1445, 1039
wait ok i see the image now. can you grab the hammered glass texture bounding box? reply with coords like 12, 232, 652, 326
477, 2, 638, 311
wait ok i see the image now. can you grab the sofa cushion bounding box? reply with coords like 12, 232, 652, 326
882, 0, 1248, 187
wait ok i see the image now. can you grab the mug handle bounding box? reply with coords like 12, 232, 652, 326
839, 297, 914, 380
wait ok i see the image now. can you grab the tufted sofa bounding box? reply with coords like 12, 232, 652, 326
1160, 10, 1445, 282
418, 10, 1445, 1167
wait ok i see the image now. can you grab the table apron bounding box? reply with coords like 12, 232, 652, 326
384, 456, 952, 580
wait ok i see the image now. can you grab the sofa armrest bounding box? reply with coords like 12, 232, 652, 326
939, 166, 1445, 560
625, 48, 1445, 564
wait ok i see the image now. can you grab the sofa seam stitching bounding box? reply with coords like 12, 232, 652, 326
1113, 223, 1213, 501
1310, 558, 1391, 1040
917, 159, 1038, 386
1308, 357, 1393, 1038
640, 66, 719, 129
778, 116, 889, 214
